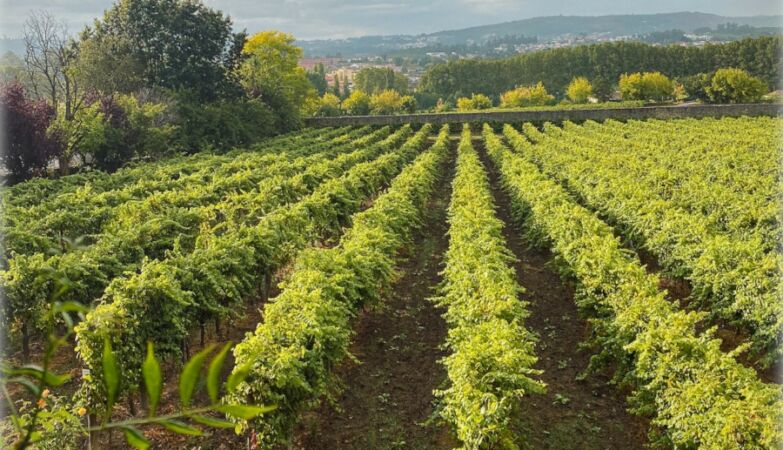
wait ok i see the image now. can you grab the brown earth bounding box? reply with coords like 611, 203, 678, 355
291, 144, 457, 450
478, 142, 652, 450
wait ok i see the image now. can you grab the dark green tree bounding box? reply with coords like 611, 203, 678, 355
78, 0, 246, 101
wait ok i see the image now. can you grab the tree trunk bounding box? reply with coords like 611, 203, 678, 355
215, 317, 221, 339
21, 322, 30, 361
200, 321, 206, 347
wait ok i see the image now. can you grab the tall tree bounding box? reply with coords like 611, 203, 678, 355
238, 30, 315, 130
23, 10, 84, 174
79, 0, 245, 100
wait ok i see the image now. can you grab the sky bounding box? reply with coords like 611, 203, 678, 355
1, 0, 781, 40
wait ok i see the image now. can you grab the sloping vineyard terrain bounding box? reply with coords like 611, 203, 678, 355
1, 117, 781, 449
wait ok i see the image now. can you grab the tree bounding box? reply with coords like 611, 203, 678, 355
500, 82, 554, 107
354, 67, 408, 94
238, 30, 315, 130
566, 77, 593, 103
619, 72, 675, 102
333, 76, 341, 97
706, 68, 768, 103
306, 64, 328, 96
80, 0, 245, 100
0, 82, 62, 183
400, 95, 417, 113
369, 90, 404, 115
23, 11, 84, 174
456, 93, 492, 110
679, 72, 713, 101
313, 92, 342, 117
342, 90, 370, 115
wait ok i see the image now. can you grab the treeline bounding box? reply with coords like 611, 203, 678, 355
418, 36, 782, 102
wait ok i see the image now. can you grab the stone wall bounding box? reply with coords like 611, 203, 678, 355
305, 103, 781, 127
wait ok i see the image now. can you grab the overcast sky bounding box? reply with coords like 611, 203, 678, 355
1, 0, 781, 40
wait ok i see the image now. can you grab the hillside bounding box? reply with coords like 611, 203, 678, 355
299, 11, 782, 56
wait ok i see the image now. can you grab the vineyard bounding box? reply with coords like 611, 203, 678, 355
1, 116, 782, 449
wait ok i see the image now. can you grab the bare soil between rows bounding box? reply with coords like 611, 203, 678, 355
291, 144, 457, 450
478, 141, 651, 450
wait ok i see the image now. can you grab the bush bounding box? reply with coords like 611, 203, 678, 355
706, 68, 768, 103
499, 82, 554, 108
456, 93, 493, 111
312, 93, 342, 117
341, 90, 371, 115
174, 98, 276, 152
435, 98, 454, 113
85, 95, 177, 171
400, 95, 417, 113
678, 73, 713, 101
369, 90, 404, 115
0, 82, 62, 183
566, 77, 594, 103
619, 72, 675, 102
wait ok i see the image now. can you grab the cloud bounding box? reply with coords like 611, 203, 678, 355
0, 0, 780, 39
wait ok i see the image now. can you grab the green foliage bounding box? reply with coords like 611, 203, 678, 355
238, 31, 316, 130
419, 36, 782, 101
619, 72, 675, 102
512, 117, 782, 361
456, 93, 493, 111
227, 124, 449, 447
353, 67, 409, 94
706, 67, 768, 103
499, 82, 554, 107
1, 300, 271, 449
80, 0, 245, 101
369, 90, 405, 115
173, 97, 276, 152
566, 77, 593, 103
434, 125, 544, 449
311, 92, 342, 117
341, 90, 371, 115
73, 126, 417, 402
490, 122, 783, 449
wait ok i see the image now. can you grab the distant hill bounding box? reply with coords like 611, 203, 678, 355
299, 12, 783, 57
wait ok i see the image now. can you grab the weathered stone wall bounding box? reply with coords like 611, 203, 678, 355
305, 103, 781, 127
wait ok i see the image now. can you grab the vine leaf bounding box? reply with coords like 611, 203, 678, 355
179, 344, 215, 407
122, 426, 150, 450
207, 343, 231, 403
102, 339, 120, 414
142, 342, 162, 416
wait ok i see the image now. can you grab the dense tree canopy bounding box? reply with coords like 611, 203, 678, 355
78, 0, 246, 100
353, 67, 409, 94
419, 36, 782, 101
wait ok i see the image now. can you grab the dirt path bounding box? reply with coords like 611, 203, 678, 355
291, 148, 457, 450
478, 142, 651, 450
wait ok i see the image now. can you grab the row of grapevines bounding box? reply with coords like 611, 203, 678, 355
560, 119, 780, 248
74, 124, 435, 405
225, 124, 451, 448
1, 126, 395, 346
2, 126, 361, 258
434, 124, 544, 449
507, 122, 782, 363
1, 126, 335, 209
483, 124, 783, 450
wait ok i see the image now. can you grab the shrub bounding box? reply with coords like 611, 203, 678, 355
456, 93, 493, 110
174, 98, 276, 152
369, 89, 404, 115
0, 82, 62, 183
678, 73, 713, 101
400, 95, 417, 113
499, 82, 554, 108
341, 90, 371, 115
566, 77, 594, 103
619, 72, 675, 102
312, 93, 342, 117
706, 68, 768, 103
